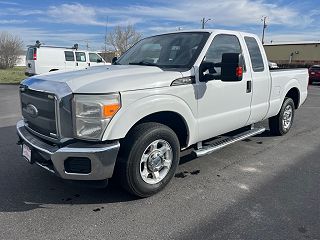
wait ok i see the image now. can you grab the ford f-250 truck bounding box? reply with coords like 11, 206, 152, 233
17, 29, 308, 197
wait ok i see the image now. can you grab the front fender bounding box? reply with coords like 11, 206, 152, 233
102, 93, 197, 146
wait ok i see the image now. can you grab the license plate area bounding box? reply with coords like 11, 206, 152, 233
22, 143, 33, 163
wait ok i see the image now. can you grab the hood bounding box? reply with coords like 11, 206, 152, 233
26, 65, 183, 93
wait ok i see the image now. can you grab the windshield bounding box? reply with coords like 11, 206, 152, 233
117, 32, 210, 69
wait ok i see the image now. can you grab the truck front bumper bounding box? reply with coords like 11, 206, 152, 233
16, 120, 120, 181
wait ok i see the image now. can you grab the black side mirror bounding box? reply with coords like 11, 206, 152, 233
220, 53, 244, 81
199, 61, 216, 82
112, 57, 118, 64
97, 58, 102, 63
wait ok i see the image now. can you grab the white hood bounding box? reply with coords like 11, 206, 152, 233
29, 65, 183, 93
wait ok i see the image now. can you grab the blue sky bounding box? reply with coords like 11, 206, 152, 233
0, 0, 319, 50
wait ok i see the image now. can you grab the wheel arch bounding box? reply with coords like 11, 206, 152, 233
285, 87, 300, 109
102, 95, 197, 148
128, 111, 189, 148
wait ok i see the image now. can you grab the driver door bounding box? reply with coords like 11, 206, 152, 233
196, 34, 252, 141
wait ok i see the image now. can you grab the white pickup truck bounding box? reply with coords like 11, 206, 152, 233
17, 29, 308, 197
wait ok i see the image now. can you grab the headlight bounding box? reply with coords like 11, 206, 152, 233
73, 93, 121, 140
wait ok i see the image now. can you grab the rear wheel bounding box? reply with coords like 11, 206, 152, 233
116, 122, 180, 197
269, 97, 295, 136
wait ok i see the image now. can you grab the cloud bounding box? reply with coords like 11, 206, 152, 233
0, 8, 43, 16
0, 19, 26, 24
265, 31, 320, 43
97, 0, 305, 27
0, 1, 18, 5
0, 27, 104, 50
0, 0, 319, 47
43, 3, 142, 27
45, 3, 105, 26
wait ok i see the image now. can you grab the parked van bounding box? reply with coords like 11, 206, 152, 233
25, 42, 106, 76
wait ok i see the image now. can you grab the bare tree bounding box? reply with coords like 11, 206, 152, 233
0, 31, 23, 69
107, 25, 142, 55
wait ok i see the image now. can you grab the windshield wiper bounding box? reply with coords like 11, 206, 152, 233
129, 60, 158, 67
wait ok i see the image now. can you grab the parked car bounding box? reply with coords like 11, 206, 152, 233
17, 29, 308, 197
308, 65, 320, 84
268, 61, 279, 69
25, 42, 106, 76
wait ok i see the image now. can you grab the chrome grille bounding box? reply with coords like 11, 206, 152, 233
20, 88, 57, 138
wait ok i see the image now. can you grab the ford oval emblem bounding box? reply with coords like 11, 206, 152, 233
26, 104, 38, 118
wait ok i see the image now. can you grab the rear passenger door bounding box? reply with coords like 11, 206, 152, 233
243, 36, 270, 123
64, 51, 76, 71
75, 52, 88, 69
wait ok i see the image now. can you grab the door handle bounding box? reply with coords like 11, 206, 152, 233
246, 81, 252, 93
76, 62, 79, 66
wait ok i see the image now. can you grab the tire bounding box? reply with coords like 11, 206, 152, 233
269, 97, 295, 136
116, 122, 180, 197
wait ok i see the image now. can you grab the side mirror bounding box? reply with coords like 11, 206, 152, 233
199, 61, 216, 82
220, 53, 244, 81
112, 57, 118, 64
97, 58, 103, 63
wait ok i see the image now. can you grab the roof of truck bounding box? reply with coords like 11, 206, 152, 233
159, 28, 255, 37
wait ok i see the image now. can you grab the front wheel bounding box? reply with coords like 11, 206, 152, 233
116, 122, 180, 197
269, 97, 295, 136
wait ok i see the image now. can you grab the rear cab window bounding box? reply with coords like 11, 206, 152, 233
244, 37, 265, 72
75, 52, 86, 62
64, 51, 75, 61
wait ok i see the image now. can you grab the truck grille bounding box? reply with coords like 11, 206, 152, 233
20, 88, 57, 138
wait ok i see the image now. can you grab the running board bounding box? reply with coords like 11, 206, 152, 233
193, 127, 265, 157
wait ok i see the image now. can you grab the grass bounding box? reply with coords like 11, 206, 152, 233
0, 66, 26, 84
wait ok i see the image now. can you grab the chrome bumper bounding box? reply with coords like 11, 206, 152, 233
16, 120, 120, 180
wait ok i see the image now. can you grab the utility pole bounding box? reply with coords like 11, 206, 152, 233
104, 16, 109, 54
201, 17, 212, 29
261, 16, 267, 44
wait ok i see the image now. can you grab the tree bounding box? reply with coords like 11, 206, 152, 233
0, 31, 23, 69
107, 25, 142, 55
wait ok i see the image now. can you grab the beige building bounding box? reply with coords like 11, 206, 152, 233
264, 42, 320, 65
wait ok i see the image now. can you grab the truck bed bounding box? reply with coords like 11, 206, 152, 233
267, 68, 309, 118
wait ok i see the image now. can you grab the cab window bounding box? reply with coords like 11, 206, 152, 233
89, 53, 102, 62
75, 52, 86, 62
64, 51, 75, 61
204, 34, 243, 76
244, 37, 264, 72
